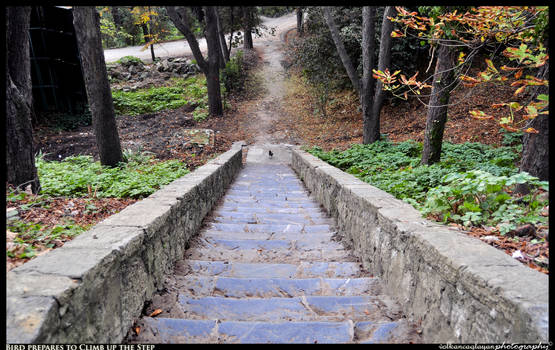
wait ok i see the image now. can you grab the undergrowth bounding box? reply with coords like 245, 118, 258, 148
111, 75, 209, 121
308, 140, 548, 234
36, 150, 189, 198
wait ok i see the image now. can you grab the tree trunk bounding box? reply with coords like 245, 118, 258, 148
296, 8, 303, 36
167, 6, 223, 117
166, 7, 209, 73
323, 7, 360, 94
228, 7, 234, 53
215, 7, 229, 68
421, 44, 457, 165
361, 6, 377, 144
6, 6, 40, 193
111, 7, 123, 29
204, 6, 224, 116
370, 6, 396, 143
242, 7, 253, 50
148, 7, 156, 61
519, 63, 549, 183
73, 6, 123, 167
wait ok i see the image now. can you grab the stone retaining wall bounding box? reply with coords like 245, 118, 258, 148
6, 141, 245, 344
291, 148, 548, 343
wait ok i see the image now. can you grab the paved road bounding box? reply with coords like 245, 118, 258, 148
103, 14, 297, 63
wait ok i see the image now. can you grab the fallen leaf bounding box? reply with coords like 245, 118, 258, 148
149, 309, 163, 317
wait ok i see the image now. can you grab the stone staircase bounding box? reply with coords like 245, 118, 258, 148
127, 147, 419, 344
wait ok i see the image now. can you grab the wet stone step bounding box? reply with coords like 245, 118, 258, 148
176, 276, 380, 298
138, 318, 355, 343
177, 295, 388, 322
179, 261, 364, 279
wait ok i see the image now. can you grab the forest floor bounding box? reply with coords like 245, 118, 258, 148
7, 26, 547, 274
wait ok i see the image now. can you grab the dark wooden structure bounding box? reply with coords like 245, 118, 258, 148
29, 6, 87, 114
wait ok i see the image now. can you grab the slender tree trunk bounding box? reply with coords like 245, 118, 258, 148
361, 6, 376, 144
370, 6, 396, 143
242, 7, 253, 50
148, 7, 156, 61
73, 6, 123, 167
228, 7, 234, 53
323, 7, 360, 94
167, 6, 223, 116
111, 7, 122, 29
421, 44, 457, 165
6, 6, 40, 193
519, 63, 549, 183
215, 7, 229, 68
204, 6, 224, 116
296, 8, 303, 36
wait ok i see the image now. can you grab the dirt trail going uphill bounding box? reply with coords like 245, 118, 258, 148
239, 25, 300, 146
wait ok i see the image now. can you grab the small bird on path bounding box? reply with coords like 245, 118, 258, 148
269, 150, 273, 158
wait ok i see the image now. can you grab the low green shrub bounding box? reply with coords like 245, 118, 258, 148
112, 75, 208, 116
36, 151, 189, 199
308, 140, 547, 233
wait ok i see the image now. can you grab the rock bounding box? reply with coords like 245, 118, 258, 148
510, 224, 536, 237
6, 208, 19, 222
174, 129, 215, 147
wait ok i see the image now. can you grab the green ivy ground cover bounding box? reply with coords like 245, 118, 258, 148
111, 76, 209, 120
308, 140, 548, 235
36, 151, 190, 199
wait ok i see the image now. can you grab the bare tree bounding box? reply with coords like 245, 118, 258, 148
166, 6, 223, 116
324, 6, 381, 144
370, 6, 396, 143
6, 6, 40, 193
73, 6, 124, 167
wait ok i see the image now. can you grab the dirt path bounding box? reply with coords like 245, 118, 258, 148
239, 25, 299, 147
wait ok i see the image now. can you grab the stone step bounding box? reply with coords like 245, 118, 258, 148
177, 295, 389, 322
196, 237, 344, 252
176, 260, 364, 279
210, 212, 333, 225
225, 195, 313, 203
231, 184, 306, 191
213, 206, 323, 215
138, 318, 353, 343
200, 230, 336, 242
226, 189, 308, 196
137, 318, 408, 344
184, 240, 352, 263
205, 223, 333, 234
175, 276, 380, 298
